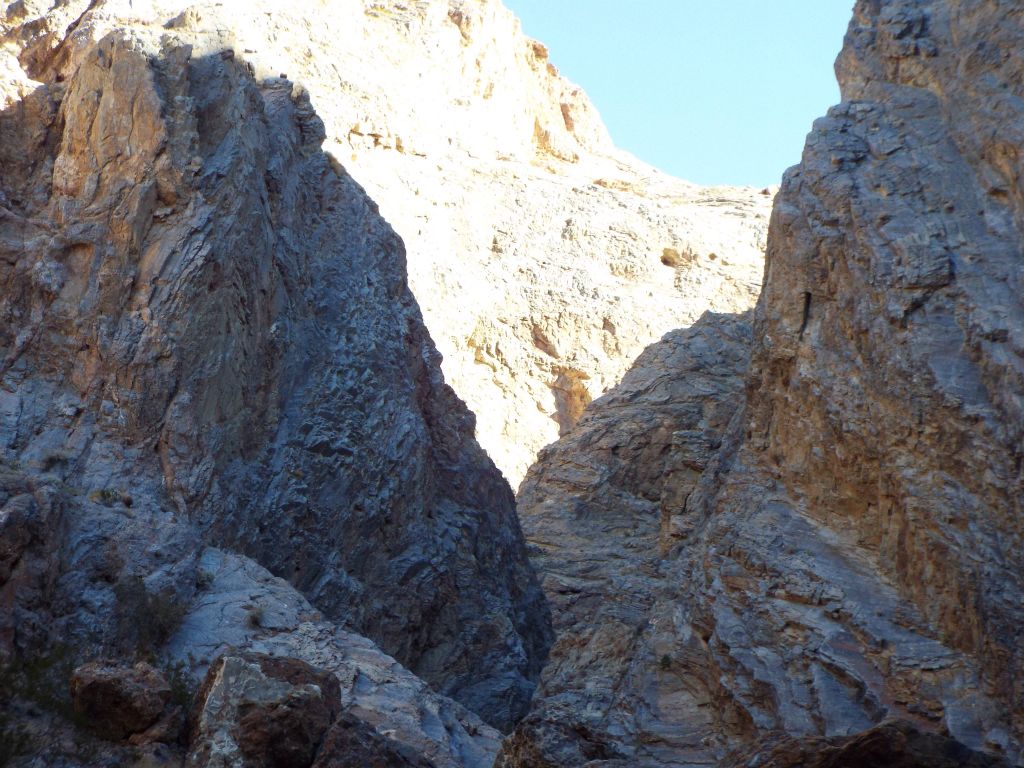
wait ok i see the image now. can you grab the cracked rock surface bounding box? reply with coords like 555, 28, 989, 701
501, 0, 1024, 765
0, 0, 548, 752
11, 0, 769, 486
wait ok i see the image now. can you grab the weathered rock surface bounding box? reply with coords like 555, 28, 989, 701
5, 0, 771, 485
503, 0, 1024, 766
169, 547, 503, 768
724, 719, 1008, 768
69, 660, 176, 743
747, 0, 1024, 735
187, 653, 341, 767
6, 0, 1021, 766
500, 312, 755, 767
187, 650, 489, 768
0, 0, 548, 743
320, 1, 772, 484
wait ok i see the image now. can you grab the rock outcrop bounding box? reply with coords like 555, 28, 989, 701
187, 653, 342, 767
69, 660, 179, 744
724, 720, 1008, 768
748, 0, 1024, 731
7, 0, 770, 486
500, 312, 755, 767
503, 0, 1024, 766
323, 0, 772, 483
168, 547, 504, 767
0, 0, 548, 747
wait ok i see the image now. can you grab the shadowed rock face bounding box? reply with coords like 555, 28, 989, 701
724, 720, 1008, 768
2, 0, 772, 488
502, 0, 1023, 765
512, 312, 752, 758
0, 10, 549, 734
500, 312, 755, 766
69, 660, 174, 743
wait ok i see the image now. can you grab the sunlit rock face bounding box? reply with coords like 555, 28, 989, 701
18, 0, 768, 485
0, 0, 550, 741
325, 0, 772, 485
501, 0, 1024, 765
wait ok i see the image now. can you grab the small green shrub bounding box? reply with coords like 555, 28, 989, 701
160, 657, 197, 715
195, 569, 214, 590
0, 717, 30, 764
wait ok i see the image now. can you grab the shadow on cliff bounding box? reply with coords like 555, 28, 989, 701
505, 308, 754, 764
0, 36, 551, 732
519, 308, 753, 512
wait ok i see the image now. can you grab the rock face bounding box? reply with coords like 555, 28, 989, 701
187, 653, 342, 767
0, 0, 548, 740
13, 0, 768, 486
0, 0, 773, 744
749, 0, 1024, 731
167, 547, 504, 768
724, 720, 1008, 768
503, 0, 1024, 766
501, 312, 755, 767
69, 660, 176, 743
6, 0, 1021, 766
510, 311, 751, 763
322, 0, 772, 484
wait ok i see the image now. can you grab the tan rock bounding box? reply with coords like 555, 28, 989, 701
503, 0, 1024, 765
2, 0, 769, 485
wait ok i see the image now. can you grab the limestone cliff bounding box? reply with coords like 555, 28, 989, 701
329, 1, 772, 484
503, 0, 1024, 765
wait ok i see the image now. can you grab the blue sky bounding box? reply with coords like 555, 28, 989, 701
504, 1, 854, 187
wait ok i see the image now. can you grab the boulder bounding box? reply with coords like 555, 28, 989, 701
188, 654, 340, 768
69, 660, 172, 742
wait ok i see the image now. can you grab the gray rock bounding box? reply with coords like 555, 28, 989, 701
187, 653, 341, 767
0, 4, 547, 737
168, 547, 504, 768
503, 0, 1024, 765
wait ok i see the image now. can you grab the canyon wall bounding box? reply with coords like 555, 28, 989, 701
5, 0, 1020, 766
1, 1, 771, 760
0, 1, 549, 747
26, 0, 766, 485
504, 0, 1024, 765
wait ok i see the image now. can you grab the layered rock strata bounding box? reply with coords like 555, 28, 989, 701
503, 0, 1024, 765
0, 0, 548, 745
